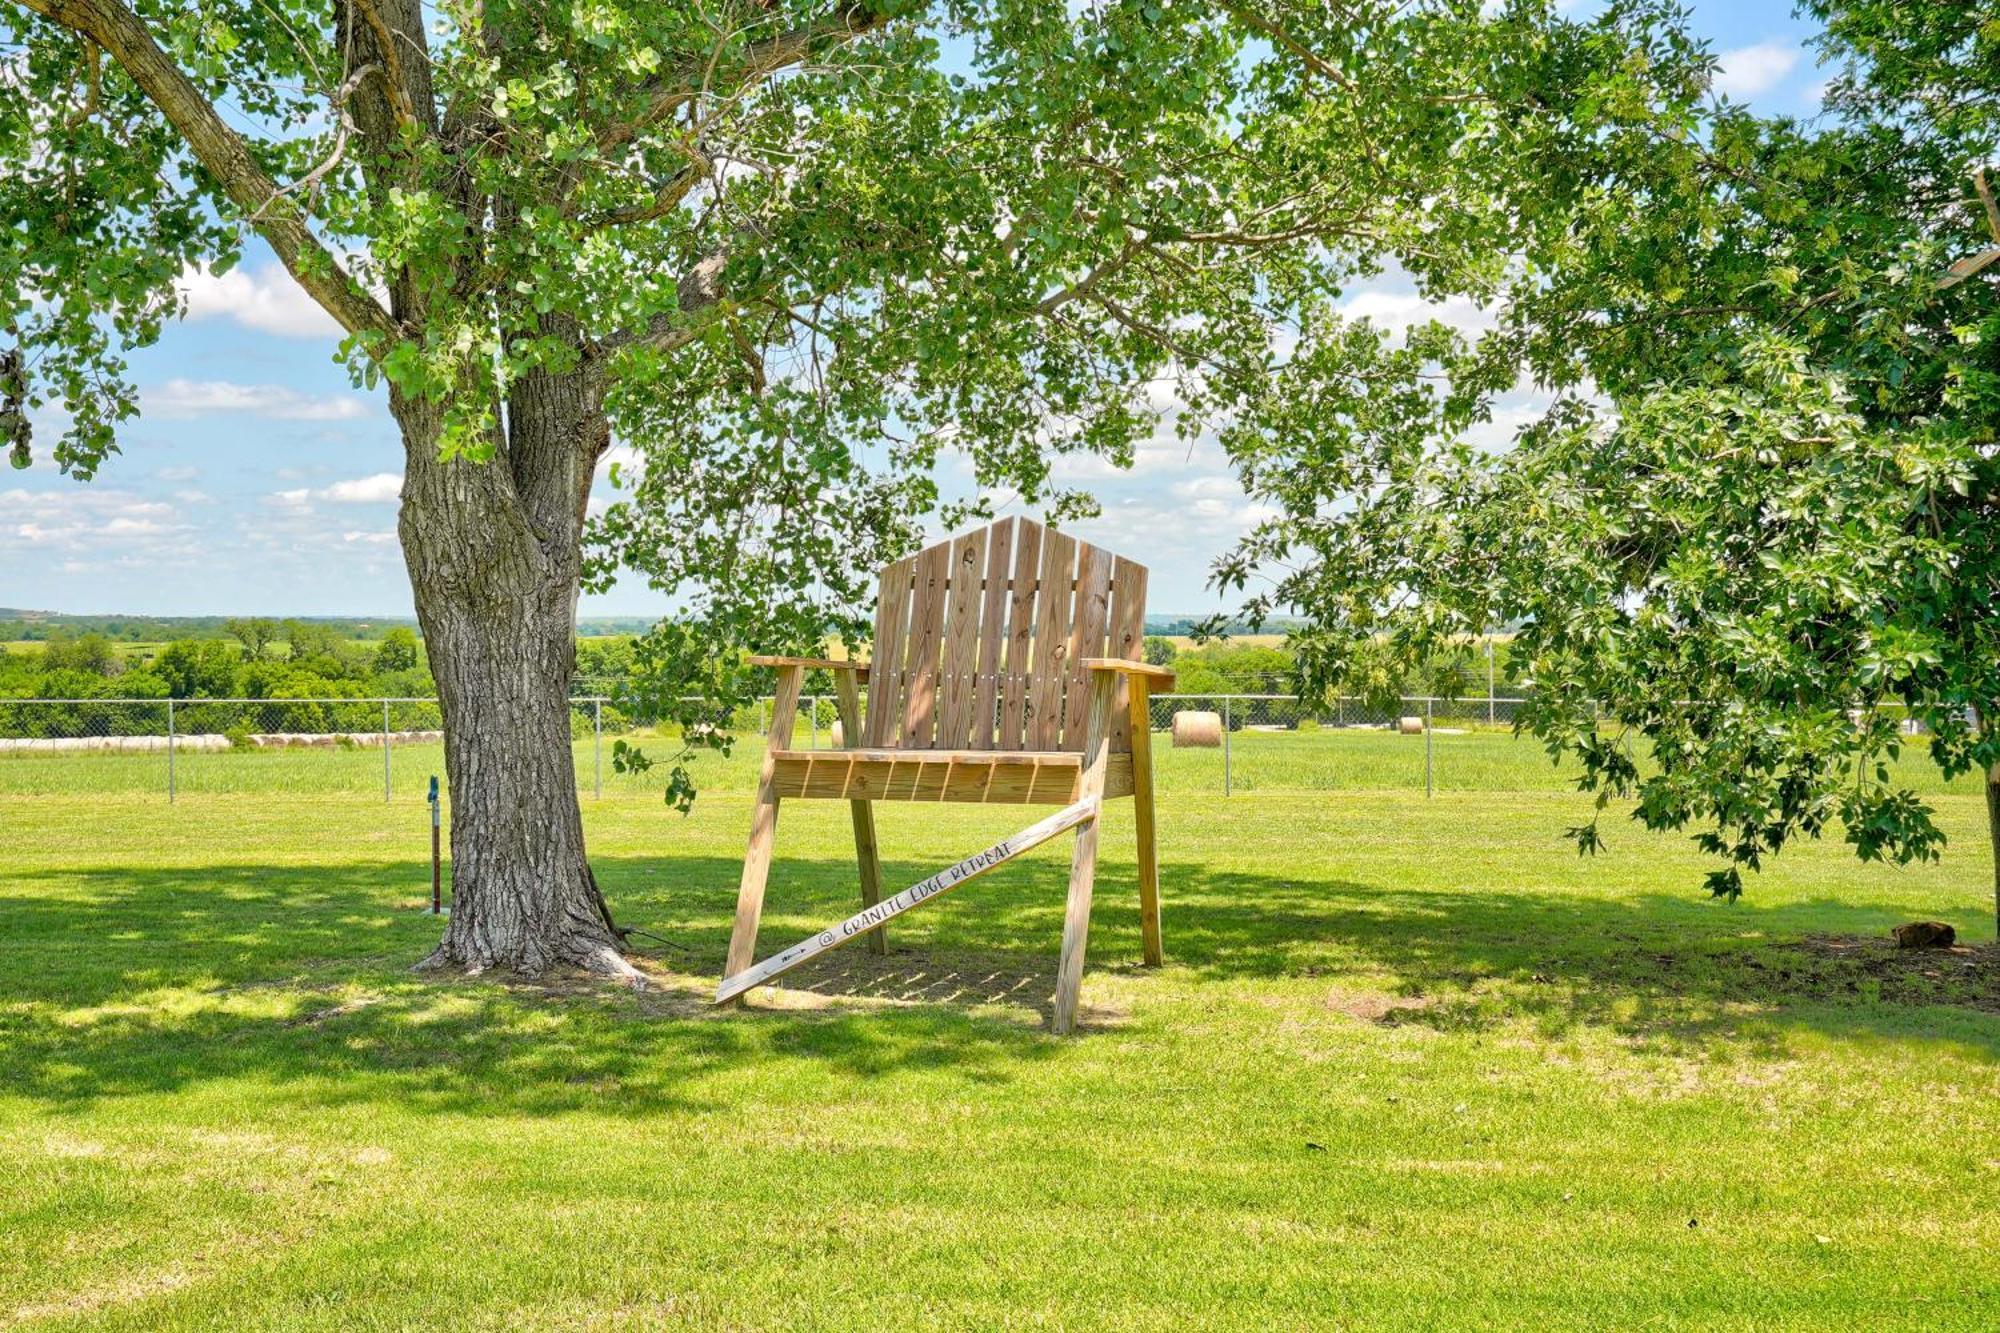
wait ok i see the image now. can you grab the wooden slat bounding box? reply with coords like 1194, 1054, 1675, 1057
865, 557, 914, 746
774, 746, 1084, 766
1061, 542, 1115, 750
999, 518, 1043, 748
1104, 558, 1148, 753
900, 540, 952, 748
1027, 528, 1076, 749
971, 518, 1014, 749
938, 527, 989, 748
772, 753, 1088, 805
715, 797, 1101, 1004
771, 751, 1128, 804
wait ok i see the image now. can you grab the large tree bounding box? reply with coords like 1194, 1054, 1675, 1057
2, 0, 1689, 974
1215, 1, 2000, 927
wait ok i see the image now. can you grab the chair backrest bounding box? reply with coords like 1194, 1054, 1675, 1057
863, 517, 1148, 753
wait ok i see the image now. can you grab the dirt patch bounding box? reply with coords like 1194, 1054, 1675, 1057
1792, 935, 2000, 1013
1328, 990, 1436, 1023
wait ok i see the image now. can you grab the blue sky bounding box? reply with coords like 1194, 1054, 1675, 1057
3, 0, 1828, 619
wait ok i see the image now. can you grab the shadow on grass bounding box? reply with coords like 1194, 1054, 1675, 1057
2, 848, 1995, 1117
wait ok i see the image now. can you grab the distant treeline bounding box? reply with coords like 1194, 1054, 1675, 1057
0, 611, 665, 642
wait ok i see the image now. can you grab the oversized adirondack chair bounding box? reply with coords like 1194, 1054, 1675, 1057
719, 517, 1172, 1033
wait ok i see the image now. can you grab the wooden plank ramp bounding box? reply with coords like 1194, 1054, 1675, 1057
713, 797, 1100, 1004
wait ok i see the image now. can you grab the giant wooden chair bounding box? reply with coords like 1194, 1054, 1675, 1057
717, 517, 1171, 1033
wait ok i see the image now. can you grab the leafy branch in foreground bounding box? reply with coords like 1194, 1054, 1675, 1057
1214, 0, 2000, 924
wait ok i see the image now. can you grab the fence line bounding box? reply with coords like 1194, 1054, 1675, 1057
0, 693, 1546, 804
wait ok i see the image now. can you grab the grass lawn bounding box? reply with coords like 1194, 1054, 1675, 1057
2, 782, 1997, 1329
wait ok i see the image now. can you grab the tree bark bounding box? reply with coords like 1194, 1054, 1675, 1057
1987, 763, 2000, 937
392, 374, 636, 980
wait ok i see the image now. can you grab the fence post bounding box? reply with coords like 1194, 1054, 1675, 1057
1223, 696, 1232, 797
166, 698, 176, 804
1487, 639, 1496, 726
810, 694, 819, 750
382, 699, 392, 803
1424, 696, 1434, 800
593, 698, 603, 799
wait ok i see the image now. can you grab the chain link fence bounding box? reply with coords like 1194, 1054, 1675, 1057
0, 693, 1558, 803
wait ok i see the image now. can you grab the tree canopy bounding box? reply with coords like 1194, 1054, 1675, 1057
1215, 0, 2000, 917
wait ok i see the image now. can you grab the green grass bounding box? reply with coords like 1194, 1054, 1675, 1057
1, 720, 1984, 800
2, 779, 1997, 1329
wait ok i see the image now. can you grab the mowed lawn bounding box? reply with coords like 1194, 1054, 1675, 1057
2, 777, 1998, 1328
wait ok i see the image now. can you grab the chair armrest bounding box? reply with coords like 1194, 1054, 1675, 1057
747, 655, 870, 677
1083, 658, 1175, 689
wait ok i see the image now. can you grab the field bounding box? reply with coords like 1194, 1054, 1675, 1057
3, 738, 1998, 1328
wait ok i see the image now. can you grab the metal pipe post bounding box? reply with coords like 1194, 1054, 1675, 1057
1223, 696, 1232, 797
382, 699, 393, 802
1425, 696, 1434, 799
166, 698, 176, 803
593, 698, 603, 798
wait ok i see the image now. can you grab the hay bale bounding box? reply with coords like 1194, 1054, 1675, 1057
1172, 710, 1222, 748
1397, 715, 1426, 735
830, 719, 844, 748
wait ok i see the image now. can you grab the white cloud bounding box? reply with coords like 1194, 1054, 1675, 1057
0, 487, 193, 559
1714, 42, 1799, 100
177, 263, 344, 338
1338, 289, 1495, 338
155, 465, 200, 483
322, 472, 402, 503
145, 378, 372, 422
341, 530, 397, 545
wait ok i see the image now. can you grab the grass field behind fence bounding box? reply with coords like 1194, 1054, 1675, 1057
0, 720, 1986, 800
1, 783, 1996, 1328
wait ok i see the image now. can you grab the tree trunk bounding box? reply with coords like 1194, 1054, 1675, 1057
391, 376, 637, 980
1987, 763, 2000, 938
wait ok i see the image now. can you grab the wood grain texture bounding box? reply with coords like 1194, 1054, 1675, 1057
1104, 559, 1148, 753
971, 518, 1014, 749
1052, 671, 1118, 1034
723, 664, 802, 991
1028, 529, 1076, 750
1000, 518, 1043, 748
900, 540, 952, 749
865, 557, 914, 746
938, 527, 988, 748
1127, 675, 1162, 967
1062, 542, 1115, 750
770, 752, 1120, 805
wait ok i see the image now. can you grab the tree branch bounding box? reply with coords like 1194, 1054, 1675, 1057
21, 0, 396, 341
596, 3, 894, 156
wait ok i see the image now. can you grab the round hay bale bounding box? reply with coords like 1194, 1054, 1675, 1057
830, 719, 844, 748
1172, 710, 1222, 748
1397, 715, 1426, 735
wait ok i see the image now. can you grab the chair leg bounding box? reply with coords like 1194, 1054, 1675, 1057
1052, 672, 1117, 1035
1051, 803, 1103, 1035
1128, 679, 1163, 967
723, 665, 802, 1000
849, 798, 887, 955
724, 792, 781, 989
